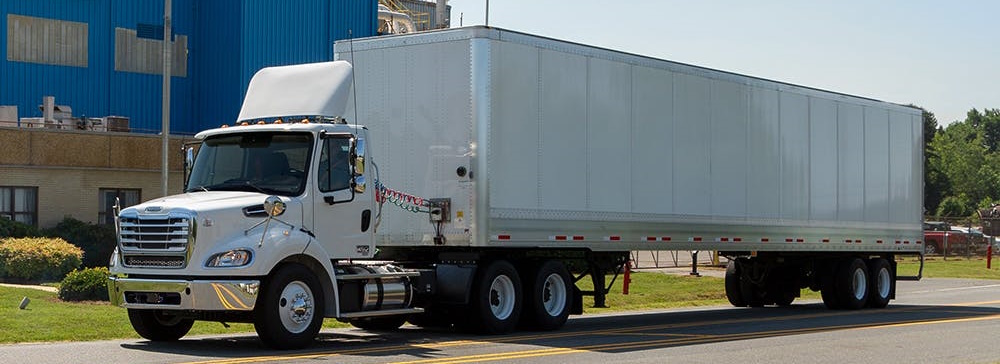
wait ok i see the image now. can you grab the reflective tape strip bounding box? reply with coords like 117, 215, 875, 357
572, 236, 585, 241
550, 235, 568, 241
604, 236, 621, 242
690, 237, 703, 242
494, 235, 511, 241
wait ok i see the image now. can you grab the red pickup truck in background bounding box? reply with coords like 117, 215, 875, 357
922, 221, 981, 255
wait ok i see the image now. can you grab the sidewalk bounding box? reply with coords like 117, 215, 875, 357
0, 283, 58, 293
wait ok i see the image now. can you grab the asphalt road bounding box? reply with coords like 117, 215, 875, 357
3, 278, 999, 364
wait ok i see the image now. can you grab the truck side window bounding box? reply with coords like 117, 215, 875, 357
318, 138, 351, 192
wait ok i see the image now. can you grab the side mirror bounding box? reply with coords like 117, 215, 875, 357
351, 138, 366, 193
263, 196, 286, 217
183, 145, 195, 190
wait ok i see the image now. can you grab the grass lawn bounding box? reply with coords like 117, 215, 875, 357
897, 255, 1000, 280
0, 285, 348, 344
1, 256, 996, 344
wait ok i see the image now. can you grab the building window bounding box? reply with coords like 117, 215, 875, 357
0, 186, 38, 226
99, 188, 141, 225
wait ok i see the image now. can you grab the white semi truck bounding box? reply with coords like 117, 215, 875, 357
107, 27, 924, 349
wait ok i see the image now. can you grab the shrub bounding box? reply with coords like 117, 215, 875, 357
43, 217, 116, 268
58, 267, 110, 301
0, 237, 83, 282
0, 218, 40, 238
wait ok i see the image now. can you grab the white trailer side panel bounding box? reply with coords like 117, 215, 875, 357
337, 27, 922, 254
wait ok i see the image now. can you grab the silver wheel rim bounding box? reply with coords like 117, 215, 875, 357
489, 275, 516, 320
541, 273, 567, 317
852, 268, 867, 300
278, 280, 314, 334
876, 267, 891, 298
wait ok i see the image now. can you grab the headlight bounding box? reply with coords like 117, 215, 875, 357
206, 249, 253, 267
109, 247, 119, 267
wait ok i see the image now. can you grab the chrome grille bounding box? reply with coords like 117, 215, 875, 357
124, 256, 185, 268
119, 211, 193, 268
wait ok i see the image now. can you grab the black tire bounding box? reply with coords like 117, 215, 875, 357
521, 260, 573, 331
407, 306, 455, 329
835, 258, 870, 310
740, 277, 765, 308
724, 260, 747, 307
820, 263, 842, 309
350, 316, 407, 331
466, 260, 522, 334
773, 287, 796, 306
866, 258, 892, 308
127, 309, 194, 341
254, 264, 325, 350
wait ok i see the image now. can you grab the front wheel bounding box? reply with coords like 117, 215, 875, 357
465, 260, 522, 334
254, 264, 325, 349
127, 309, 194, 341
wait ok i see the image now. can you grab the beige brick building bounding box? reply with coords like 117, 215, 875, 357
0, 127, 190, 228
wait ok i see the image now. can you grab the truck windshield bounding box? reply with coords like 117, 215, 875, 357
186, 132, 313, 196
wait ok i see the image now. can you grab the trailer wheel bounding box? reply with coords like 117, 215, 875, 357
835, 258, 869, 310
820, 263, 842, 309
772, 287, 796, 306
866, 258, 892, 308
724, 260, 747, 307
127, 309, 194, 341
467, 260, 522, 334
350, 316, 407, 331
521, 260, 572, 331
254, 264, 325, 349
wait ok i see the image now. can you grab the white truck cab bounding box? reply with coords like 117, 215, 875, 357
109, 62, 420, 349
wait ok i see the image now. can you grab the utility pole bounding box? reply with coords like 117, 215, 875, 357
161, 0, 172, 197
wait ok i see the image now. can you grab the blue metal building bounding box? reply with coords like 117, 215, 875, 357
0, 0, 377, 135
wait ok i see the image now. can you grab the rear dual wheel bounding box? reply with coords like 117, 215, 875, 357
521, 260, 573, 331
822, 258, 892, 310
465, 260, 523, 334
866, 258, 892, 308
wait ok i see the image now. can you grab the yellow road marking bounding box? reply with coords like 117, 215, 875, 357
392, 314, 1000, 364
179, 299, 1000, 364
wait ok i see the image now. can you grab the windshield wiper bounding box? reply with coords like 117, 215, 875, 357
200, 179, 273, 194
185, 185, 210, 193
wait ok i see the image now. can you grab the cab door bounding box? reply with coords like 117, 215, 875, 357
311, 133, 374, 259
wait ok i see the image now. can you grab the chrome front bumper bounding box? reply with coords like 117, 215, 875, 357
108, 276, 260, 311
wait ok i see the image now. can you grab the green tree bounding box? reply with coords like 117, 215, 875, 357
927, 109, 1000, 216
936, 195, 970, 217
915, 106, 947, 213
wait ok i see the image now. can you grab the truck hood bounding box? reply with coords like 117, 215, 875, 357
139, 191, 275, 213
125, 191, 304, 229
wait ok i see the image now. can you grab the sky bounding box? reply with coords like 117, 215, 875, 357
446, 0, 999, 126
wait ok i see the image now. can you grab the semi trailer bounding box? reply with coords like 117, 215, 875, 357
108, 26, 924, 349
